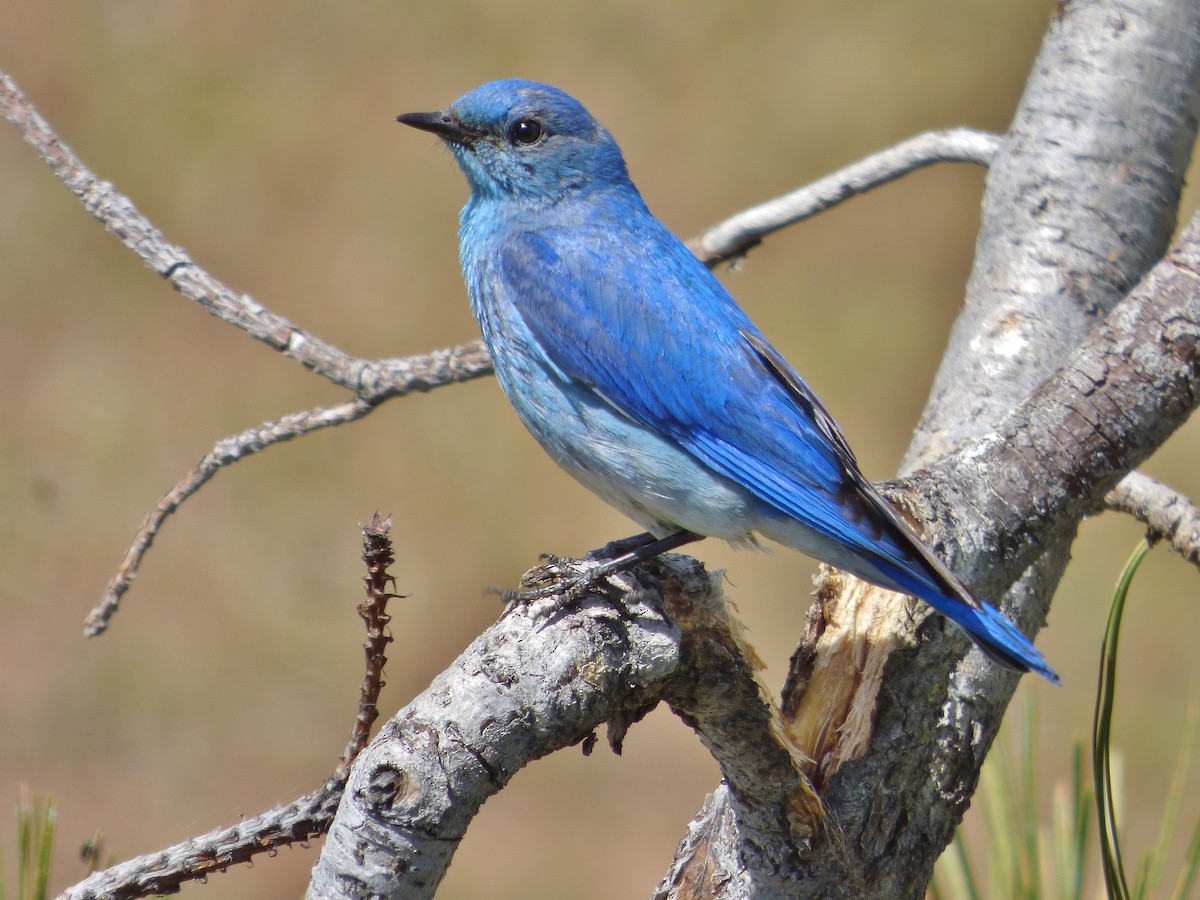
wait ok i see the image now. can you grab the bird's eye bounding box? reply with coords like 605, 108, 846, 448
509, 118, 544, 146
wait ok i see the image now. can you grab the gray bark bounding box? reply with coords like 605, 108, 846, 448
657, 2, 1200, 897
308, 559, 823, 899
307, 584, 682, 899
905, 0, 1199, 468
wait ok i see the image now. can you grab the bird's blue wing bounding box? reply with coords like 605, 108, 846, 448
493, 224, 895, 552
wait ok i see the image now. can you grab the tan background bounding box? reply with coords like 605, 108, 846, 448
2, 3, 1198, 897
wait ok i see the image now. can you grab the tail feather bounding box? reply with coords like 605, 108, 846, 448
853, 480, 1060, 684
917, 589, 1060, 684
743, 329, 1058, 683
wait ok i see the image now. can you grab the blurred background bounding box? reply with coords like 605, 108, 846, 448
1, 2, 1198, 897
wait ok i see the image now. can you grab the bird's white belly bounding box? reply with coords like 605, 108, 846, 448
489, 335, 761, 544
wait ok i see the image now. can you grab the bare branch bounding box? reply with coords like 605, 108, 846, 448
655, 557, 822, 860
654, 785, 747, 900
83, 398, 377, 636
1, 68, 496, 401
308, 552, 821, 898
904, 6, 1199, 468
62, 519, 404, 899
57, 785, 338, 900
687, 128, 1001, 265
82, 328, 493, 637
918, 210, 1200, 603
355, 339, 492, 401
1105, 471, 1200, 572
307, 565, 681, 899
340, 514, 403, 774
0, 73, 340, 387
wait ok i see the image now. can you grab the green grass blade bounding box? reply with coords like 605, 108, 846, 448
933, 830, 982, 900
1021, 697, 1039, 897
1050, 739, 1092, 900
1093, 538, 1150, 900
7, 791, 56, 900
1146, 697, 1198, 897
31, 800, 54, 900
957, 829, 982, 900
1071, 740, 1092, 900
981, 742, 1019, 898
1167, 804, 1200, 900
15, 794, 29, 900
1132, 853, 1152, 900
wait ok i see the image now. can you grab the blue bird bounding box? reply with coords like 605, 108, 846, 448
398, 79, 1057, 683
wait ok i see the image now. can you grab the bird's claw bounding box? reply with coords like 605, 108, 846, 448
497, 557, 610, 628
497, 530, 702, 627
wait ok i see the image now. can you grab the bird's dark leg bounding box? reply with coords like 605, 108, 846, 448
502, 529, 705, 606
584, 529, 704, 579
587, 531, 659, 560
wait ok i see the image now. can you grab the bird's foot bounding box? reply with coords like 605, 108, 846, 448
495, 530, 705, 626
496, 556, 602, 626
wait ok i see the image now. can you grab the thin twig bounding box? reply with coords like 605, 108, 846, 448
57, 787, 339, 900
1105, 471, 1200, 572
688, 128, 1002, 264
84, 398, 378, 636
0, 70, 394, 394
340, 514, 402, 775
61, 519, 403, 900
81, 336, 494, 636
3, 68, 495, 400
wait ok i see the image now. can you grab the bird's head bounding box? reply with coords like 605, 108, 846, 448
398, 80, 631, 204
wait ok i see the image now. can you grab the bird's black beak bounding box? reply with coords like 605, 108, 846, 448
396, 110, 482, 144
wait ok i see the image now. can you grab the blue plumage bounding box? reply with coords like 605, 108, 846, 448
398, 79, 1057, 683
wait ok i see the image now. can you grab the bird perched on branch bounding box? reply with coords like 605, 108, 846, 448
398, 79, 1057, 683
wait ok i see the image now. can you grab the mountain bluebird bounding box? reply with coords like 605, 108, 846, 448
398, 79, 1057, 683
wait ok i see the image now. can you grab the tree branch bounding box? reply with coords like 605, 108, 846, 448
307, 551, 830, 898
82, 335, 493, 636
85, 398, 375, 636
915, 212, 1200, 600
667, 1, 1200, 896
687, 128, 1001, 265
904, 1, 1199, 468
0, 71, 495, 400
61, 516, 402, 899
1106, 471, 1200, 571
306, 565, 684, 898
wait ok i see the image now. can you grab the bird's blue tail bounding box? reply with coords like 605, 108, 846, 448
915, 587, 1059, 684
842, 481, 1059, 684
